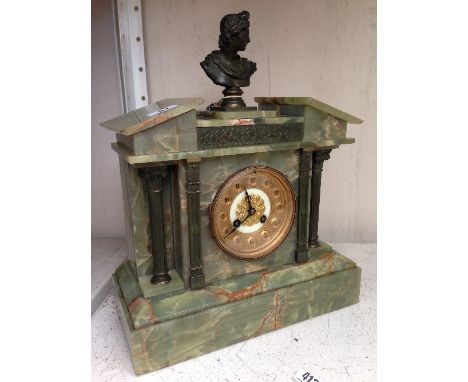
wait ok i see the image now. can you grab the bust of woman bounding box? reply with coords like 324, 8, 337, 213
200, 11, 257, 88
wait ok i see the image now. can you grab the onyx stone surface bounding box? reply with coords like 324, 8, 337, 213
92, 243, 376, 382
100, 96, 363, 376
101, 96, 362, 164
113, 247, 361, 375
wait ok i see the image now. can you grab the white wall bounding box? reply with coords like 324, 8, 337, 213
92, 0, 376, 242
142, 0, 376, 242
91, 0, 125, 237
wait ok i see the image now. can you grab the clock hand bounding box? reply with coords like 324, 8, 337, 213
224, 212, 252, 239
225, 190, 258, 239
244, 189, 256, 215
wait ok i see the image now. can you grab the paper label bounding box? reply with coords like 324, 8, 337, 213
146, 104, 178, 117
294, 369, 327, 382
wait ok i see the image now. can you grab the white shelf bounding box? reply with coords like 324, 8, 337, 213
91, 238, 128, 314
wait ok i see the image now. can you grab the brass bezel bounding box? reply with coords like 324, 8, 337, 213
210, 166, 296, 260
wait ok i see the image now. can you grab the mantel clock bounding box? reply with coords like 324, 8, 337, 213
101, 10, 364, 376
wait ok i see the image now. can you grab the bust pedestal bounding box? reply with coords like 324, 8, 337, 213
101, 96, 363, 375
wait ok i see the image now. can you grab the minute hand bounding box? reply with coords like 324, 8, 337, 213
224, 212, 252, 239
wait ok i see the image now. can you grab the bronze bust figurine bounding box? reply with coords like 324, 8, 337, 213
201, 10, 257, 109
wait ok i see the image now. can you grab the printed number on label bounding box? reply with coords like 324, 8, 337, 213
294, 369, 325, 382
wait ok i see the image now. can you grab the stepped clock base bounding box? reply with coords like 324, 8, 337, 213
113, 248, 361, 375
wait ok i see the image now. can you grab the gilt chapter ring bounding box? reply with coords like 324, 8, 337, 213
210, 166, 296, 260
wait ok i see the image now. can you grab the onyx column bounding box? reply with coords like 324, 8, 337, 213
308, 149, 332, 248
186, 158, 205, 290
296, 149, 313, 263
141, 167, 171, 284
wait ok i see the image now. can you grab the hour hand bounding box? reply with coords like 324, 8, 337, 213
244, 189, 255, 215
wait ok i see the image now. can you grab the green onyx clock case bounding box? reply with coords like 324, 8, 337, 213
100, 8, 364, 376
101, 96, 363, 375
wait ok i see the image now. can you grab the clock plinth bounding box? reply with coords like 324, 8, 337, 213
114, 246, 360, 375
101, 96, 363, 375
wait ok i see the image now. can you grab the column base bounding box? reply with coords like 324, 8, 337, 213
189, 273, 205, 290
309, 240, 321, 248
151, 273, 172, 285
139, 270, 184, 299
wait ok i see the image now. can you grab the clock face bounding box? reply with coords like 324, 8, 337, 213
210, 166, 296, 260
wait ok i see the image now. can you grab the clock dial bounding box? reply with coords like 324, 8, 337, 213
210, 166, 296, 259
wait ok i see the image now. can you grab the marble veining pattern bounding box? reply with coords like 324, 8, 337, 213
115, 248, 355, 330
125, 266, 360, 374
92, 243, 376, 381
198, 151, 300, 284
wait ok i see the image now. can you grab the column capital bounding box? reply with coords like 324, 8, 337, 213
312, 149, 332, 172
140, 166, 168, 191
314, 149, 332, 162
299, 150, 313, 174
186, 160, 201, 194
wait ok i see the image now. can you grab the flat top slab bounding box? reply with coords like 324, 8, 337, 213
255, 96, 363, 124
101, 96, 358, 163
100, 98, 204, 136
111, 137, 353, 165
